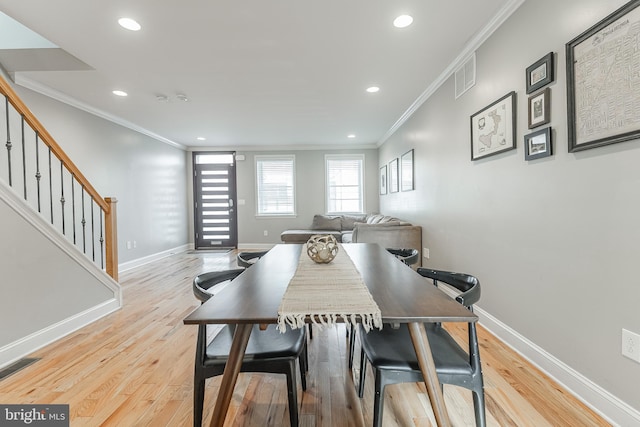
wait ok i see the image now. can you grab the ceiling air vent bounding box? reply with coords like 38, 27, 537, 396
455, 52, 476, 99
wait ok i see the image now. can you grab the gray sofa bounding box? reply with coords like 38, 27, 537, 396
280, 213, 422, 266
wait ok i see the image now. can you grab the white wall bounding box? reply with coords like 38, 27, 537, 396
0, 193, 115, 347
0, 179, 121, 367
379, 0, 640, 421
13, 86, 190, 263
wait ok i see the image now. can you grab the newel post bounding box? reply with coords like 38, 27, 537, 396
105, 197, 119, 281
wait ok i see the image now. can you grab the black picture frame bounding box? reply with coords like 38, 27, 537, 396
524, 127, 552, 161
400, 149, 414, 192
470, 91, 517, 161
388, 158, 399, 193
379, 165, 387, 195
526, 52, 554, 94
528, 88, 550, 129
566, 0, 640, 152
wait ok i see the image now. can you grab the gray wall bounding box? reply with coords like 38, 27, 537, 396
14, 86, 190, 262
0, 195, 114, 347
380, 0, 639, 414
233, 149, 379, 245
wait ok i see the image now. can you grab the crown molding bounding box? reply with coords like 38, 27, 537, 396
13, 74, 186, 150
186, 143, 379, 152
377, 0, 527, 146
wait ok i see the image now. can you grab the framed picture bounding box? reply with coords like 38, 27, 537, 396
566, 1, 640, 152
524, 127, 552, 161
528, 88, 550, 129
470, 91, 516, 161
379, 165, 387, 195
401, 149, 414, 191
526, 52, 554, 94
388, 158, 399, 193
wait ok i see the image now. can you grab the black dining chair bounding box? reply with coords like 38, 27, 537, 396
356, 269, 486, 427
236, 250, 269, 268
386, 248, 420, 267
347, 248, 420, 369
192, 269, 308, 427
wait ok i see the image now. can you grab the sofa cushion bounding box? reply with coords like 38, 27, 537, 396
364, 220, 401, 227
341, 231, 354, 243
341, 214, 367, 231
281, 229, 343, 244
311, 214, 342, 231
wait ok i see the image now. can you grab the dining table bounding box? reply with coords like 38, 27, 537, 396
183, 243, 478, 427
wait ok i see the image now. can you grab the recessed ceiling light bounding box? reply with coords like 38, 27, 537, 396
347, 134, 356, 139
196, 137, 206, 141
112, 90, 128, 97
393, 15, 413, 28
118, 17, 141, 31
366, 86, 380, 93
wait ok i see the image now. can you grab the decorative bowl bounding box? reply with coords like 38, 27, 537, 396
306, 234, 339, 263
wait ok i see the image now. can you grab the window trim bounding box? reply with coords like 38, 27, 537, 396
325, 154, 365, 215
255, 154, 297, 217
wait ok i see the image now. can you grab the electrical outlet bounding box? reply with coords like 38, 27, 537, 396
423, 248, 430, 259
622, 329, 640, 363
264, 230, 268, 236
126, 241, 131, 250
133, 240, 137, 248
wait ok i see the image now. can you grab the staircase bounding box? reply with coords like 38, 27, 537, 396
0, 73, 122, 368
0, 74, 118, 280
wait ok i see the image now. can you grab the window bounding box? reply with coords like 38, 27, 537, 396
256, 155, 296, 216
325, 154, 364, 214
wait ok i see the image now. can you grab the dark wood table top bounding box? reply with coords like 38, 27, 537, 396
184, 243, 477, 325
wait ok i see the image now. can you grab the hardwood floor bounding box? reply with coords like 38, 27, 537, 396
0, 250, 609, 426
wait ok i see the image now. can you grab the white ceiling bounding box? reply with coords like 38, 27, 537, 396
0, 1, 519, 149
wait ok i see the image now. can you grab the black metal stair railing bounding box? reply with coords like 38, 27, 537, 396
0, 76, 118, 281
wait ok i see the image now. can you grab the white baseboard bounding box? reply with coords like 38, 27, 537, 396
0, 298, 120, 369
476, 306, 640, 427
118, 244, 191, 272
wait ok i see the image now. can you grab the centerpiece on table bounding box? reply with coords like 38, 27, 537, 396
306, 234, 339, 263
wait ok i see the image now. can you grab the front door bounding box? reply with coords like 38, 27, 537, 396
193, 152, 237, 249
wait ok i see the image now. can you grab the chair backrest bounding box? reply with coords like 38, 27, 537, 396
237, 251, 269, 268
416, 268, 480, 308
193, 269, 245, 303
386, 248, 420, 266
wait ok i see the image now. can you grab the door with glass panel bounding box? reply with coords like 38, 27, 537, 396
193, 152, 237, 249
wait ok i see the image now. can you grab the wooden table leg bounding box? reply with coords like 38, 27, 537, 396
408, 322, 451, 427
209, 323, 253, 427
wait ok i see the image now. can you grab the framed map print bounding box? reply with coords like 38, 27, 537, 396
470, 91, 516, 160
567, 0, 640, 152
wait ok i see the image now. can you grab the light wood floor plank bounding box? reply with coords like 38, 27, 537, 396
0, 250, 610, 426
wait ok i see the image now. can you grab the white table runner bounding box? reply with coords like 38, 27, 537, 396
277, 245, 382, 333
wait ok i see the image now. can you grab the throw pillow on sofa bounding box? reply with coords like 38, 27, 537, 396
311, 214, 342, 231
366, 214, 400, 224
341, 214, 367, 231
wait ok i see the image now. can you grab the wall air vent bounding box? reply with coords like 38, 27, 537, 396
455, 52, 476, 99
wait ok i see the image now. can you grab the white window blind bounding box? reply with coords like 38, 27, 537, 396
256, 156, 296, 216
326, 155, 364, 214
